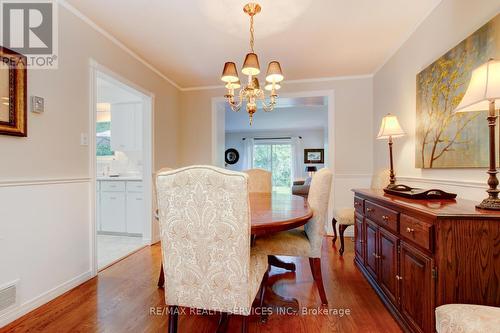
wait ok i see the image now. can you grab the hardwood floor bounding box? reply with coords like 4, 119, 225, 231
1, 238, 402, 333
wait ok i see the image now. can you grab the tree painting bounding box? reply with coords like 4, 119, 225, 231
416, 14, 500, 168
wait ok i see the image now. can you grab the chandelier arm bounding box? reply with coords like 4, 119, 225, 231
261, 100, 276, 112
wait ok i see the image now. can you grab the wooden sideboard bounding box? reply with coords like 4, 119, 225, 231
352, 189, 500, 333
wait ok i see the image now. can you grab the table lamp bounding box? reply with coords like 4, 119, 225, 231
454, 59, 500, 210
377, 113, 405, 189
305, 166, 317, 177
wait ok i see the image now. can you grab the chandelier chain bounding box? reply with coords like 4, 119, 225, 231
249, 15, 255, 53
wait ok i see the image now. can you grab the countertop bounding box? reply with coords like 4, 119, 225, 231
97, 176, 143, 181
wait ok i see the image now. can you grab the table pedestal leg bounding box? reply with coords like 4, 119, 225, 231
268, 255, 296, 271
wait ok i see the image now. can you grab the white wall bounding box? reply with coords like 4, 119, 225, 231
225, 128, 326, 178
373, 0, 500, 201
180, 77, 374, 235
0, 4, 180, 327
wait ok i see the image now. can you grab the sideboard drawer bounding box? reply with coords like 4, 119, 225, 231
400, 214, 433, 251
354, 196, 364, 214
365, 201, 399, 233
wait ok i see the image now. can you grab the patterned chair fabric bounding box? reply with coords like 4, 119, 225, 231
244, 168, 272, 193
254, 168, 333, 258
156, 165, 268, 315
436, 304, 500, 333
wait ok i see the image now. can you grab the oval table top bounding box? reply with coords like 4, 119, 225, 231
250, 193, 313, 236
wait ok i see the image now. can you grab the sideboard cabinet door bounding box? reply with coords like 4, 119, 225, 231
365, 219, 378, 280
379, 227, 399, 306
400, 241, 434, 333
354, 214, 365, 261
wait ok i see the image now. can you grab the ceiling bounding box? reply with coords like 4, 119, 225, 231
66, 0, 441, 88
224, 96, 328, 132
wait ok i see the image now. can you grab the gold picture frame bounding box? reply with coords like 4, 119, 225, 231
0, 46, 27, 137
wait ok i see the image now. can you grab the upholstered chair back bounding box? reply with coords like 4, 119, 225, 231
371, 168, 390, 189
244, 168, 272, 193
156, 165, 254, 314
304, 168, 333, 258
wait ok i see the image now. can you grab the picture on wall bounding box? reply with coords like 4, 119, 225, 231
0, 46, 27, 137
415, 14, 500, 168
304, 148, 324, 164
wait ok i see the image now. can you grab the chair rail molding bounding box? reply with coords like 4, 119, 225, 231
0, 177, 91, 188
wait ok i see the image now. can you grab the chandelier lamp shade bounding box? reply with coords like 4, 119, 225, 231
220, 3, 284, 125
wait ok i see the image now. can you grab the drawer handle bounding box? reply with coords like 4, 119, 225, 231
372, 252, 380, 259
366, 208, 374, 213
354, 201, 360, 206
406, 227, 415, 233
382, 215, 389, 222
358, 240, 364, 243
396, 275, 403, 280
109, 197, 116, 200
135, 198, 142, 201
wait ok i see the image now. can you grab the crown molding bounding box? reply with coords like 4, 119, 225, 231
372, 0, 443, 76
180, 74, 374, 92
57, 0, 182, 90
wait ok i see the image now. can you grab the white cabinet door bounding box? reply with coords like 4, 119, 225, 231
110, 102, 142, 152
100, 192, 126, 232
126, 192, 144, 235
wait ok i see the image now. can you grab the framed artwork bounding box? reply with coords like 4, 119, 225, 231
0, 46, 27, 137
415, 14, 500, 168
304, 148, 324, 164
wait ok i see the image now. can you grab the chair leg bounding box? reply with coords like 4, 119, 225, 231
168, 305, 178, 333
158, 262, 165, 288
259, 270, 269, 322
308, 258, 328, 305
217, 312, 229, 333
241, 315, 248, 333
339, 225, 348, 255
332, 218, 337, 245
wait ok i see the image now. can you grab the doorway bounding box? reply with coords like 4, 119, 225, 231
90, 61, 153, 273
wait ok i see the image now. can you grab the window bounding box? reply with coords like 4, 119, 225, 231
253, 140, 292, 194
96, 121, 114, 156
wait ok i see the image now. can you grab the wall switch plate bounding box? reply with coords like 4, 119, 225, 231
31, 96, 44, 113
80, 133, 89, 146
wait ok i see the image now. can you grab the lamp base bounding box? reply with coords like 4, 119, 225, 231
476, 197, 500, 210
385, 183, 398, 190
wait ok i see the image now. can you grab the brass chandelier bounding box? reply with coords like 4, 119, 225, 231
220, 3, 284, 125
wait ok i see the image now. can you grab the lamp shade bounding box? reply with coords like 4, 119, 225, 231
305, 166, 317, 172
225, 80, 241, 90
454, 59, 500, 113
264, 82, 281, 91
242, 53, 260, 76
221, 62, 239, 83
377, 114, 405, 139
265, 61, 284, 83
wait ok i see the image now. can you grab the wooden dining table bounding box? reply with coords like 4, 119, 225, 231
249, 192, 313, 313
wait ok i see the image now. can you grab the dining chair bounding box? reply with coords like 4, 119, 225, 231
435, 304, 500, 332
332, 168, 389, 255
156, 165, 269, 333
154, 167, 173, 288
253, 168, 333, 305
244, 168, 272, 193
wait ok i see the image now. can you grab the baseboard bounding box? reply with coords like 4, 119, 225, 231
0, 270, 92, 328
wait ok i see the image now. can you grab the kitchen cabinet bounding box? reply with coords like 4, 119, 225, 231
110, 102, 143, 152
97, 179, 144, 236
